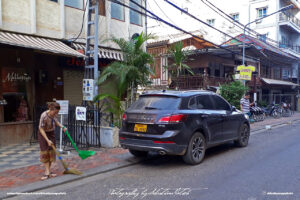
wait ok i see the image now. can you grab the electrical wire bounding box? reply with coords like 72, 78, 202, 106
147, 0, 176, 39
163, 0, 252, 50
127, 0, 259, 60
204, 0, 280, 46
70, 0, 89, 42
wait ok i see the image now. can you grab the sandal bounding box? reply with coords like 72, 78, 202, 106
41, 174, 50, 180
49, 172, 57, 177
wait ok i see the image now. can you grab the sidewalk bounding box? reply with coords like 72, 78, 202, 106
1, 113, 300, 199
250, 112, 300, 132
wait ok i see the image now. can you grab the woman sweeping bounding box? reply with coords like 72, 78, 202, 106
38, 102, 67, 180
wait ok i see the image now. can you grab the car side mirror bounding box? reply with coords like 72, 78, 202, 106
231, 106, 237, 112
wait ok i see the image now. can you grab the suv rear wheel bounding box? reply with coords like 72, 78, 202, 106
182, 132, 206, 165
129, 149, 148, 157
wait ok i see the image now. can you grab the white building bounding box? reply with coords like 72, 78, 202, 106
0, 0, 146, 146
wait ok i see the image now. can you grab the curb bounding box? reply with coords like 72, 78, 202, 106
1, 153, 145, 200
251, 118, 300, 133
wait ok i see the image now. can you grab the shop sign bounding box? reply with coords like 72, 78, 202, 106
1, 68, 31, 93
83, 79, 94, 101
237, 65, 256, 81
56, 100, 69, 115
76, 106, 86, 121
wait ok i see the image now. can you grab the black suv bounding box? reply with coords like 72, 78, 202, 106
119, 90, 250, 165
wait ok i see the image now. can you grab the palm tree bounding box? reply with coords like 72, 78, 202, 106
167, 42, 194, 90
94, 32, 155, 127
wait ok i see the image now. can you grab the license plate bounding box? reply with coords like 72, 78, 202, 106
134, 124, 147, 132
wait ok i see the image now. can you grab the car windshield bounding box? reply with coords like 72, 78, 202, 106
129, 95, 181, 110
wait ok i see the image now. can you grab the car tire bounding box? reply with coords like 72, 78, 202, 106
129, 149, 148, 157
235, 124, 250, 147
182, 132, 206, 165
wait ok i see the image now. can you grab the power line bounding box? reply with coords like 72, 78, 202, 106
204, 0, 280, 46
69, 0, 89, 42
127, 0, 259, 60
147, 0, 176, 39
163, 0, 251, 49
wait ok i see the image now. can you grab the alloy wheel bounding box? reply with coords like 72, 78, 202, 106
192, 137, 204, 161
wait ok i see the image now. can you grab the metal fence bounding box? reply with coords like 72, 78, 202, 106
31, 103, 113, 150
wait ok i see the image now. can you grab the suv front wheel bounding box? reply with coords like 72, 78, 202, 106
182, 132, 206, 165
234, 124, 250, 147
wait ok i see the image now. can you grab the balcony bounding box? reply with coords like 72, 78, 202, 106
283, 0, 300, 9
279, 12, 300, 33
279, 43, 300, 53
169, 75, 232, 90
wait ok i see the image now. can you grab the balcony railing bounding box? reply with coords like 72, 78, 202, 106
279, 12, 300, 29
279, 43, 300, 53
169, 75, 232, 90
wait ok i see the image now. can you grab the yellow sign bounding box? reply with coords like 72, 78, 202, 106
237, 65, 256, 81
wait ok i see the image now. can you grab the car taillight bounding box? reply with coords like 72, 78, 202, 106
158, 114, 188, 123
122, 113, 127, 121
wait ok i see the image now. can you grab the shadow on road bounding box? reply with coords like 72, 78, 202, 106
138, 142, 238, 167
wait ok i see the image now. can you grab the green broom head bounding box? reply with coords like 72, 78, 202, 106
79, 150, 96, 160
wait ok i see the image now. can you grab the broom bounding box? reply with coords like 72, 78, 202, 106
51, 144, 82, 175
63, 127, 95, 160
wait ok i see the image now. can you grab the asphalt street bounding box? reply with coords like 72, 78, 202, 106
6, 123, 300, 200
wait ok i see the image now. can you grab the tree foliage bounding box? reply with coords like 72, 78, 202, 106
220, 81, 248, 109
94, 32, 155, 127
168, 42, 194, 78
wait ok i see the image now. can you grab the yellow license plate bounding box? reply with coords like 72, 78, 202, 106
134, 124, 147, 132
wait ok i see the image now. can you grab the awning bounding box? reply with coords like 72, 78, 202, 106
72, 43, 123, 61
0, 31, 84, 57
261, 78, 299, 86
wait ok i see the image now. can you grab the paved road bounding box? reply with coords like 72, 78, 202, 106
6, 123, 300, 200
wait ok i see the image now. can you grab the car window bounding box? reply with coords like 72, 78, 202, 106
129, 96, 181, 110
188, 97, 197, 109
196, 95, 214, 110
211, 95, 231, 111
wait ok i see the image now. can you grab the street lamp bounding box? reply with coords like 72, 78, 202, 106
242, 4, 294, 65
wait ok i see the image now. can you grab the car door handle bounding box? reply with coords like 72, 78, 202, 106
202, 114, 209, 118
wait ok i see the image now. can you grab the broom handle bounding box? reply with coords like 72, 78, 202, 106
51, 144, 69, 170
63, 127, 80, 153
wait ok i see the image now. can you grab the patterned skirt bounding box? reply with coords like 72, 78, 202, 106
38, 130, 56, 163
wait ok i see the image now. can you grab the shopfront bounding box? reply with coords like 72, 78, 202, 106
0, 31, 84, 147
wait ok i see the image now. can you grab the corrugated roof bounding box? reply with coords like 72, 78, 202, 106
261, 78, 299, 86
223, 33, 296, 59
0, 31, 84, 57
72, 43, 123, 61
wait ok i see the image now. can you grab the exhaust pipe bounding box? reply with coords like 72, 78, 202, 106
158, 151, 166, 155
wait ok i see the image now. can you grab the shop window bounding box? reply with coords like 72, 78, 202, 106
1, 68, 32, 122
65, 0, 84, 9
111, 0, 125, 21
130, 0, 142, 25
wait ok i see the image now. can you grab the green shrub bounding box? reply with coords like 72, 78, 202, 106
220, 81, 248, 110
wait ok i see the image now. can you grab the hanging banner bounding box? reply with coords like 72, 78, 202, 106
237, 65, 256, 80
83, 79, 94, 101
76, 106, 86, 121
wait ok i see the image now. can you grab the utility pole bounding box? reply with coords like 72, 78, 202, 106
83, 0, 99, 103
